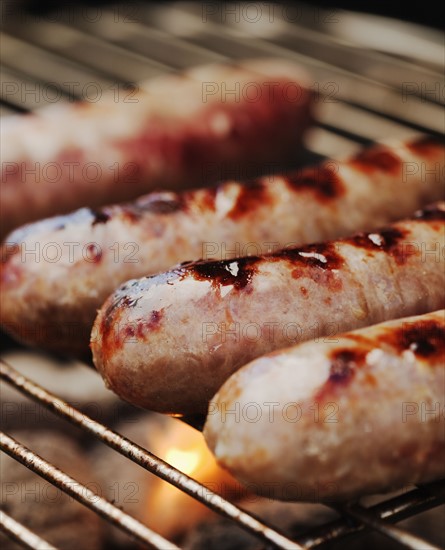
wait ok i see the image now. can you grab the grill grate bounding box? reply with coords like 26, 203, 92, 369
2, 359, 444, 550
1, 2, 444, 549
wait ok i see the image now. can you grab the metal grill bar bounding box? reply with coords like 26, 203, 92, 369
0, 432, 181, 550
0, 360, 304, 550
1, 19, 171, 83
151, 2, 444, 93
2, 4, 443, 135
1, 3, 444, 549
3, 359, 444, 549
0, 31, 114, 92
298, 481, 445, 547
141, 4, 444, 100
172, 9, 443, 133
173, 2, 444, 76
0, 23, 426, 159
333, 503, 442, 550
0, 510, 58, 550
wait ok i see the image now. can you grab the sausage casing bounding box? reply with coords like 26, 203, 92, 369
204, 310, 445, 501
1, 137, 443, 357
91, 203, 445, 414
0, 58, 313, 237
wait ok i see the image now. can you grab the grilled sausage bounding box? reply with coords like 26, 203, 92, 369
1, 137, 443, 358
91, 202, 445, 414
0, 58, 313, 237
204, 310, 445, 502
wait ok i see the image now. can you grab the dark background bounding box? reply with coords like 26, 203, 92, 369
315, 0, 444, 30
16, 0, 445, 30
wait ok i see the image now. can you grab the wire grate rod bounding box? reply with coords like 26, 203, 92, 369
0, 359, 304, 550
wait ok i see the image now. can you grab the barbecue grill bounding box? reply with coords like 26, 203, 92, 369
1, 2, 444, 549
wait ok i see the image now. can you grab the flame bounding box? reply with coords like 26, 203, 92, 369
164, 447, 201, 475
144, 417, 247, 540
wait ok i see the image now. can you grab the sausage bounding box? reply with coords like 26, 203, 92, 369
2, 137, 443, 357
91, 202, 445, 414
0, 58, 313, 237
203, 310, 445, 502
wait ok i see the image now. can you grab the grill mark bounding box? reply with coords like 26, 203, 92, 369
91, 210, 110, 226
99, 292, 144, 356
406, 136, 444, 156
227, 179, 268, 220
413, 203, 445, 222
184, 256, 260, 290
148, 309, 163, 329
121, 309, 164, 343
350, 148, 401, 174
285, 165, 344, 200
184, 242, 345, 293
280, 243, 345, 292
315, 347, 369, 402
281, 242, 344, 270
344, 227, 413, 265
104, 294, 141, 319
381, 319, 445, 360
347, 228, 406, 250
328, 349, 367, 383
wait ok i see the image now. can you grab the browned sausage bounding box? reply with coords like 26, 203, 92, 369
0, 58, 313, 237
204, 310, 445, 502
1, 136, 443, 357
91, 202, 445, 414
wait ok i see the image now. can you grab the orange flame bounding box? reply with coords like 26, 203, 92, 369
144, 417, 245, 540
